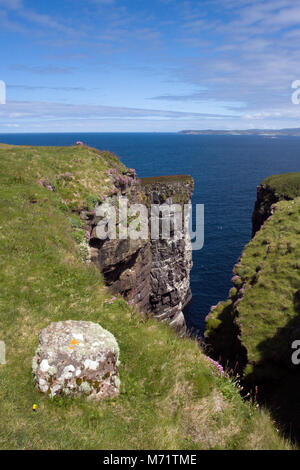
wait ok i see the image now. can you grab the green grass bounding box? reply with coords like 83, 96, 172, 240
206, 176, 300, 372
237, 197, 300, 366
141, 174, 193, 185
263, 172, 300, 200
205, 174, 300, 442
0, 144, 292, 449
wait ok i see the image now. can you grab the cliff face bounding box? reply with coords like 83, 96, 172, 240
252, 172, 300, 236
88, 174, 194, 329
142, 176, 194, 327
251, 184, 279, 237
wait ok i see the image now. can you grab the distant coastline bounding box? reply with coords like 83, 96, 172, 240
178, 128, 300, 136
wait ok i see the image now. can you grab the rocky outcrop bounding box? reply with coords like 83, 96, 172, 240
32, 320, 120, 399
142, 176, 194, 327
251, 173, 300, 237
90, 236, 151, 313
85, 171, 152, 312
85, 173, 194, 328
252, 184, 279, 237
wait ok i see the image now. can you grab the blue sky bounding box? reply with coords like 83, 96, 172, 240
1, 0, 300, 132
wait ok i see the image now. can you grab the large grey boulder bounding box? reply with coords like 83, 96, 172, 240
32, 320, 120, 399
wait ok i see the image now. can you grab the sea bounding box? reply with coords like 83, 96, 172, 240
1, 132, 300, 333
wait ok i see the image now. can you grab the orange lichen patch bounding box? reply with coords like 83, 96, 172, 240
69, 338, 79, 349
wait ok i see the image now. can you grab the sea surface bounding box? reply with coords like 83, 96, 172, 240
1, 132, 300, 333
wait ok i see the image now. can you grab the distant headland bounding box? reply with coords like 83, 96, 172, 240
178, 128, 300, 136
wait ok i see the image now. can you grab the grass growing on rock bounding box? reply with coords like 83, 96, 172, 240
234, 197, 300, 368
141, 174, 193, 185
0, 144, 292, 450
205, 172, 300, 442
206, 178, 300, 373
263, 172, 300, 200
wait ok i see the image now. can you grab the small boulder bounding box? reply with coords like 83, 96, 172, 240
32, 320, 120, 399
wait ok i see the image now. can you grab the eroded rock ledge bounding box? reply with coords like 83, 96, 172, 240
142, 176, 194, 327
86, 174, 194, 329
251, 184, 279, 237
252, 172, 300, 237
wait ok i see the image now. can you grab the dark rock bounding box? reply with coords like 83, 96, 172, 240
252, 184, 279, 237
87, 174, 194, 329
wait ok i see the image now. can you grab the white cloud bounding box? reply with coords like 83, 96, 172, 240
0, 100, 235, 122
10, 64, 74, 75
0, 100, 239, 132
0, 0, 22, 10
2, 0, 300, 130
0, 0, 75, 33
0, 9, 27, 32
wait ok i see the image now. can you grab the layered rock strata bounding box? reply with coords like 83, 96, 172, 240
85, 174, 194, 328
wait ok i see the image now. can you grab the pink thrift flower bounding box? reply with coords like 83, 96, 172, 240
207, 357, 225, 375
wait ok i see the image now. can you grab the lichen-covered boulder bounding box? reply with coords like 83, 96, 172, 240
32, 320, 120, 400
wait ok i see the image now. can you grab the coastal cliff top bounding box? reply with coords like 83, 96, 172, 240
0, 144, 291, 450
238, 196, 300, 364
206, 171, 300, 378
0, 143, 125, 211
262, 172, 300, 200
141, 174, 193, 185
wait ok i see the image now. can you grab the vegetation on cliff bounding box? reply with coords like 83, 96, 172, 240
263, 172, 300, 200
206, 171, 300, 442
0, 144, 291, 449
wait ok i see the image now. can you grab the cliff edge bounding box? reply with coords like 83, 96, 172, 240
205, 171, 300, 441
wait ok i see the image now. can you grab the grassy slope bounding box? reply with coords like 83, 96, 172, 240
206, 172, 300, 441
236, 197, 300, 370
0, 145, 291, 450
206, 173, 300, 372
